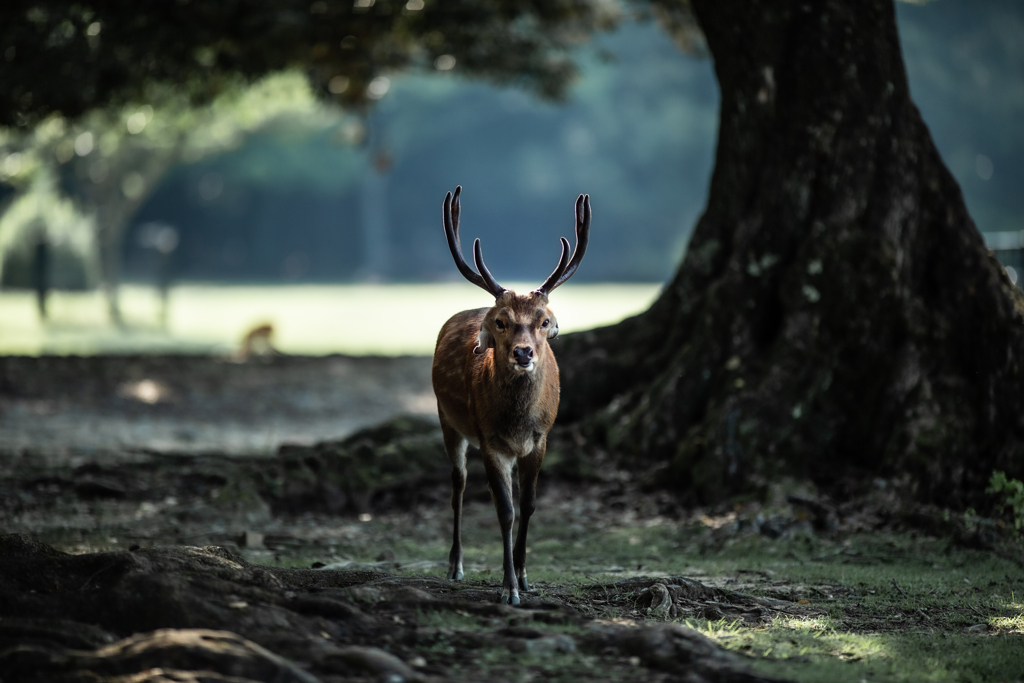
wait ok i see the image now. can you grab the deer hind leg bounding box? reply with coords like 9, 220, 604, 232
440, 418, 468, 581
483, 450, 519, 605
513, 446, 543, 593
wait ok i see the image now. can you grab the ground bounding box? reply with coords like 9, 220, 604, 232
1, 354, 1022, 682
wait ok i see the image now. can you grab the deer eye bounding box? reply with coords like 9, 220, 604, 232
541, 319, 550, 328
495, 319, 506, 331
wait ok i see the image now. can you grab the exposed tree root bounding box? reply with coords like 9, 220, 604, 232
0, 534, 790, 683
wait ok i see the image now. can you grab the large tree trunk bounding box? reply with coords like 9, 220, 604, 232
556, 0, 1024, 508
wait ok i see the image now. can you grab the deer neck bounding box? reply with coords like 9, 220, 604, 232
493, 357, 545, 399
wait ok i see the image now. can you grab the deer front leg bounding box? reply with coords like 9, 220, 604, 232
483, 450, 519, 605
513, 448, 543, 593
440, 420, 467, 582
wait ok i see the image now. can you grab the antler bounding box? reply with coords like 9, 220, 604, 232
443, 186, 506, 298
535, 194, 591, 296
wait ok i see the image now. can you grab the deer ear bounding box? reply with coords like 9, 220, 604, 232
547, 316, 559, 339
474, 326, 495, 354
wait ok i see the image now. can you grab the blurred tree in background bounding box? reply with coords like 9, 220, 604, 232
123, 24, 718, 287
1, 73, 336, 321
0, 0, 619, 319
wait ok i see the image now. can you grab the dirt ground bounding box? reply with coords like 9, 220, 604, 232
0, 354, 437, 458
1, 355, 1022, 683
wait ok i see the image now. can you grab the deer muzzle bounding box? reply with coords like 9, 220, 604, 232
512, 346, 534, 371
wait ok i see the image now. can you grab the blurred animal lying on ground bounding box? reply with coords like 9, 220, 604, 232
236, 323, 276, 359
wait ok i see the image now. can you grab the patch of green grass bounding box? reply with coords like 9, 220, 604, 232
989, 471, 1024, 533
413, 608, 581, 636
415, 609, 489, 632
690, 620, 1024, 683
411, 607, 645, 682
641, 528, 1024, 683
382, 505, 1024, 682
459, 648, 638, 683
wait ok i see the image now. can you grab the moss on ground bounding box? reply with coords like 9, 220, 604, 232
282, 502, 1023, 683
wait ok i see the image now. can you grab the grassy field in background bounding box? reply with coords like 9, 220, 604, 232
0, 282, 661, 356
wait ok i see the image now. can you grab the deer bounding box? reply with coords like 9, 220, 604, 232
432, 185, 590, 605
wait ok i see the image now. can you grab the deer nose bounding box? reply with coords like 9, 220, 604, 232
513, 346, 533, 366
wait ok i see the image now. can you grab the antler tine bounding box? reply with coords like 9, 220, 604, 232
548, 194, 591, 292
534, 237, 571, 296
473, 239, 507, 298
451, 185, 461, 233
442, 186, 490, 293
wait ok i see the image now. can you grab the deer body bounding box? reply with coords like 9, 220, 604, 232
432, 186, 590, 605
433, 306, 559, 452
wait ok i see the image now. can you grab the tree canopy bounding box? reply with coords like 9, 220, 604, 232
1, 0, 619, 128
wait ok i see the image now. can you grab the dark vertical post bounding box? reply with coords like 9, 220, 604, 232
33, 237, 49, 320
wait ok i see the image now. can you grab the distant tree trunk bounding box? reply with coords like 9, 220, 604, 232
91, 145, 180, 328
556, 0, 1024, 508
97, 202, 126, 327
360, 168, 391, 282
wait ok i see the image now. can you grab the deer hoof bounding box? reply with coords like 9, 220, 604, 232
499, 589, 521, 606
518, 575, 530, 592
447, 569, 463, 581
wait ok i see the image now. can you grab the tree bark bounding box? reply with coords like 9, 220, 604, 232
556, 0, 1024, 508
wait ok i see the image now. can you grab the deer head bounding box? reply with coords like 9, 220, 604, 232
442, 186, 590, 373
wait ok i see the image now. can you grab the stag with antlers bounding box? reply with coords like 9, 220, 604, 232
431, 185, 591, 605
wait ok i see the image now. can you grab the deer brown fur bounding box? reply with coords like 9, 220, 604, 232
431, 186, 590, 605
